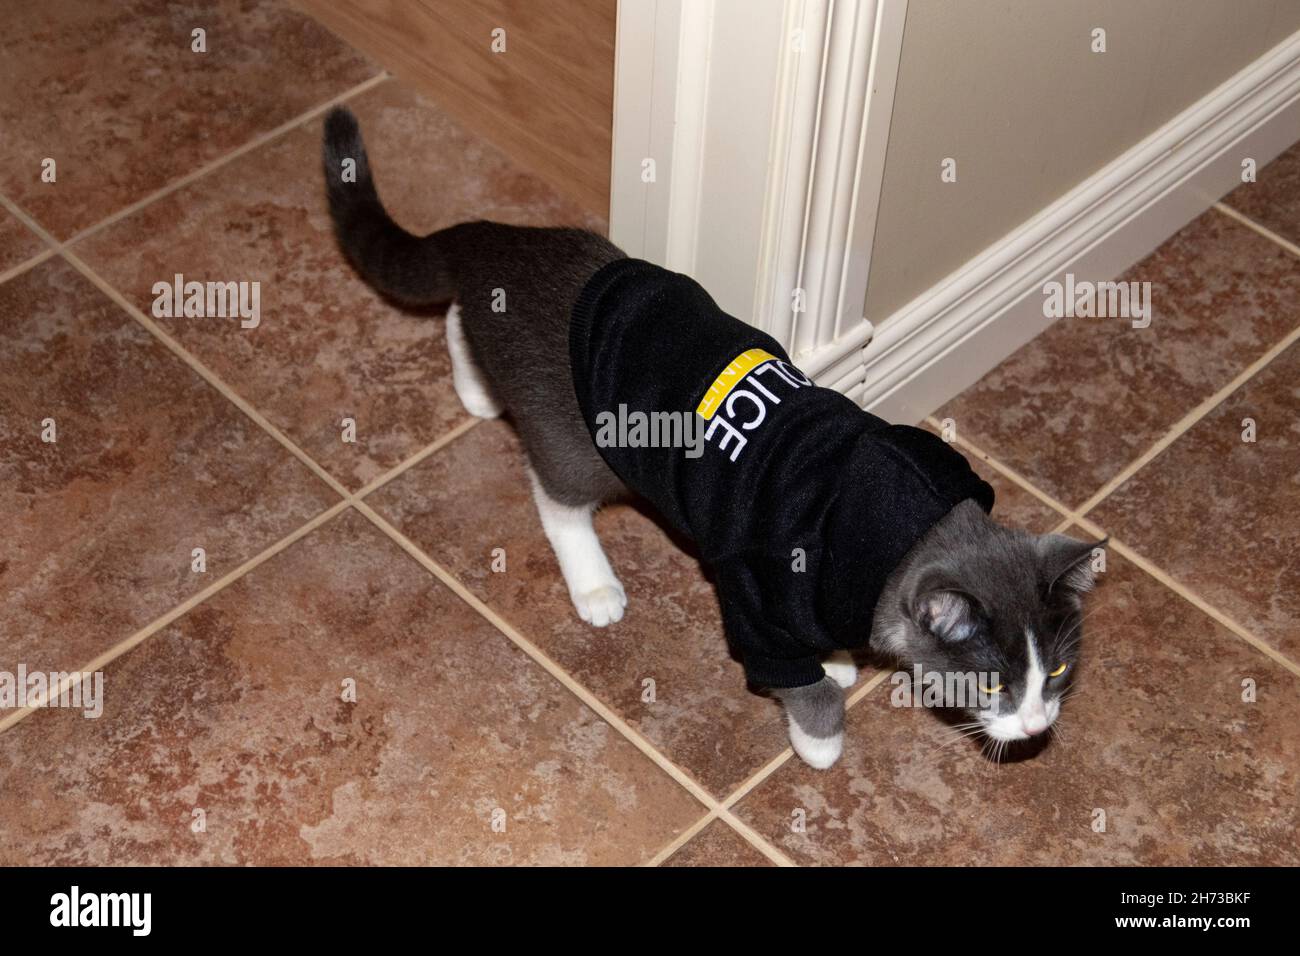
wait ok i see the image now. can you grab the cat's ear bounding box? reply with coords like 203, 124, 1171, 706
911, 587, 981, 643
1038, 534, 1107, 596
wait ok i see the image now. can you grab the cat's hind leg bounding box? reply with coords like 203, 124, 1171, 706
445, 303, 504, 419
528, 469, 627, 627
774, 677, 846, 769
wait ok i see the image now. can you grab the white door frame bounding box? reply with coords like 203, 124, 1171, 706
609, 0, 908, 387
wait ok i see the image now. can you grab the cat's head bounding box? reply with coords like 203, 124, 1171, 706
875, 499, 1103, 745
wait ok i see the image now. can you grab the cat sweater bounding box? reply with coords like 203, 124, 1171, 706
569, 257, 995, 688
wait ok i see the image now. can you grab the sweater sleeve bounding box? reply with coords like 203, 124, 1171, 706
713, 558, 827, 689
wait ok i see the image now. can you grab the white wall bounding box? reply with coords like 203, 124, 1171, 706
866, 0, 1300, 320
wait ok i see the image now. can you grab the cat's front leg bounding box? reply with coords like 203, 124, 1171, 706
820, 650, 859, 689
774, 675, 846, 769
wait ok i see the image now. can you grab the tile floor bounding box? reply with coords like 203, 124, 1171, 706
1, 0, 1296, 866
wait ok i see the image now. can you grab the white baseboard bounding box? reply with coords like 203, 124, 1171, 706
801, 29, 1300, 424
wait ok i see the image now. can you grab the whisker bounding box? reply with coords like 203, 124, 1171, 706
1058, 607, 1104, 644
938, 724, 987, 750
937, 725, 984, 743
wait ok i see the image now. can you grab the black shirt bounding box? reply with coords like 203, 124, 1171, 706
570, 258, 994, 688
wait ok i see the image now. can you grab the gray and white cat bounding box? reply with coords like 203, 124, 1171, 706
322, 109, 1102, 769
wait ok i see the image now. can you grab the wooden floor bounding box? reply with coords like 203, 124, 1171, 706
293, 0, 615, 219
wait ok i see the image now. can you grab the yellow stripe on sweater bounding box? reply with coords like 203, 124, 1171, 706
695, 348, 778, 420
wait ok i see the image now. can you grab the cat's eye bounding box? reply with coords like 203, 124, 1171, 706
1048, 662, 1069, 678
979, 681, 1003, 694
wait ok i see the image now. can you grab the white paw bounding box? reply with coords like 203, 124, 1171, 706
788, 720, 843, 770
572, 582, 627, 628
822, 657, 858, 689
452, 373, 504, 419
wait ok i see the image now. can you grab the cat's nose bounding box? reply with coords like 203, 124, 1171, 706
1021, 716, 1048, 736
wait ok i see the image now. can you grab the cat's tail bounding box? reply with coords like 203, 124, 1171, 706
322, 107, 457, 305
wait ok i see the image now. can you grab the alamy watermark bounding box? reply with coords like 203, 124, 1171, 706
890, 666, 1001, 709
1043, 273, 1151, 328
50, 886, 150, 936
594, 405, 705, 459
0, 666, 103, 718
152, 273, 260, 329
592, 352, 817, 462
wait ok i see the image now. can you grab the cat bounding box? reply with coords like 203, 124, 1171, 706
322, 107, 1103, 769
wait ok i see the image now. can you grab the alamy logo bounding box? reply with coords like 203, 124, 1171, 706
0, 666, 102, 718
50, 886, 151, 936
594, 405, 704, 458
1042, 273, 1151, 328
151, 273, 261, 328
890, 666, 1001, 709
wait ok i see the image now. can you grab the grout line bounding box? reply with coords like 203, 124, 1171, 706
641, 809, 719, 866
1072, 321, 1300, 518
349, 497, 801, 867
353, 417, 480, 497
0, 192, 59, 248
1071, 516, 1300, 680
713, 808, 796, 866
0, 499, 350, 734
0, 247, 56, 286
719, 750, 795, 812
1213, 201, 1300, 260
355, 416, 480, 498
845, 667, 894, 710
61, 73, 391, 250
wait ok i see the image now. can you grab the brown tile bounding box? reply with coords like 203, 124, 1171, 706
74, 81, 604, 491
938, 210, 1300, 509
0, 510, 702, 865
0, 259, 335, 676
734, 545, 1300, 865
923, 421, 1065, 533
1092, 341, 1300, 662
0, 208, 45, 274
0, 0, 377, 240
370, 420, 803, 798
1223, 141, 1300, 247
663, 819, 774, 867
